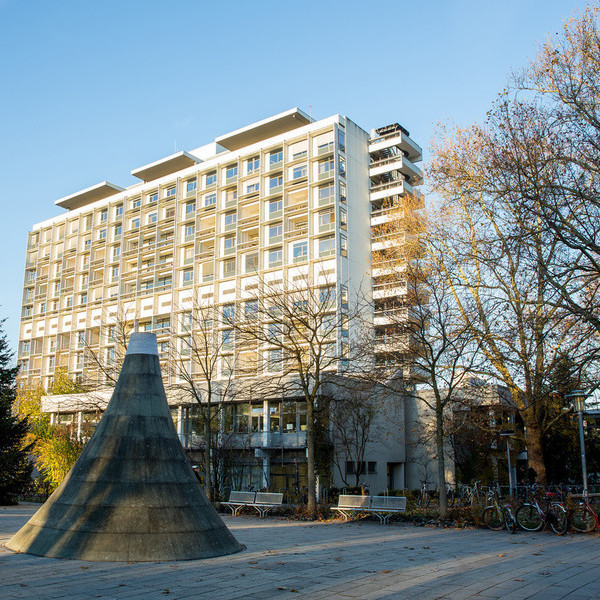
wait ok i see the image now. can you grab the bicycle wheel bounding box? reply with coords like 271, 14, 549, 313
447, 489, 455, 507
483, 506, 504, 531
549, 504, 568, 535
516, 503, 544, 531
571, 506, 596, 533
503, 506, 518, 534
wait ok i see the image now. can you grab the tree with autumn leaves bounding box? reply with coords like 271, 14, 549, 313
426, 4, 600, 485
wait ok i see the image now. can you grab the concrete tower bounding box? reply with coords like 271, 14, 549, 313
6, 332, 243, 561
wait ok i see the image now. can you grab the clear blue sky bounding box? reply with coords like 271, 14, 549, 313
0, 0, 587, 352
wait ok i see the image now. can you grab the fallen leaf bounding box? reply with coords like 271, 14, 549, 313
515, 579, 524, 582
498, 554, 504, 557
381, 570, 392, 573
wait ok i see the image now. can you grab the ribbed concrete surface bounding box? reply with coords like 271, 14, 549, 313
6, 334, 243, 561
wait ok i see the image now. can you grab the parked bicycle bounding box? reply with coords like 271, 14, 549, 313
483, 485, 517, 533
457, 480, 485, 506
515, 485, 568, 535
416, 481, 432, 508
568, 493, 599, 533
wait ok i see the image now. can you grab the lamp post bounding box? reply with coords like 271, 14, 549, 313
500, 430, 515, 497
566, 390, 589, 497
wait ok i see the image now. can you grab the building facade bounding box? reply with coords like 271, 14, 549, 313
18, 108, 423, 494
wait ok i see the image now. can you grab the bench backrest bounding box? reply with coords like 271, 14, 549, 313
337, 495, 371, 509
255, 492, 284, 505
228, 491, 256, 503
371, 496, 407, 511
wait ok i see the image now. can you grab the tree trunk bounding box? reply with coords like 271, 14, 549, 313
204, 416, 212, 501
436, 405, 447, 519
306, 399, 317, 516
522, 416, 547, 486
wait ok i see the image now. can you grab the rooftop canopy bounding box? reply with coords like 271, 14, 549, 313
131, 150, 202, 183
215, 108, 312, 151
55, 181, 125, 211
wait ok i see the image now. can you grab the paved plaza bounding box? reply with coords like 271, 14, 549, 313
1, 503, 599, 600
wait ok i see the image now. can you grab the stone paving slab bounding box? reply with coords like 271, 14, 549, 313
1, 503, 599, 600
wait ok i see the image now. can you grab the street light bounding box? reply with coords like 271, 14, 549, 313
566, 390, 589, 497
500, 430, 515, 497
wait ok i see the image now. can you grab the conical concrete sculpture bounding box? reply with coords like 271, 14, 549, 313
6, 332, 243, 561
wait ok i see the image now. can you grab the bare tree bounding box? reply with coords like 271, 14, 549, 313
370, 195, 482, 516
230, 270, 367, 515
168, 300, 240, 502
329, 386, 380, 489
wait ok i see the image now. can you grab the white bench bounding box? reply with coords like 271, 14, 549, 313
332, 495, 407, 524
222, 491, 284, 517
369, 495, 407, 524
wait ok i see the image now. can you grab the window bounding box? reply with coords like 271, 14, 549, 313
115, 204, 123, 218
223, 258, 236, 277
247, 156, 260, 174
21, 340, 31, 354
340, 206, 347, 228
269, 175, 283, 190
204, 192, 216, 207
222, 329, 233, 348
148, 212, 158, 224
156, 318, 170, 330
185, 202, 196, 216
181, 312, 192, 330
269, 401, 280, 432
222, 304, 235, 321
166, 186, 176, 198
318, 209, 335, 232
224, 235, 236, 253
292, 241, 307, 263
338, 156, 346, 177
224, 188, 238, 205
132, 198, 141, 209
131, 218, 140, 229
100, 209, 108, 222
340, 182, 347, 202
338, 128, 346, 152
80, 293, 88, 305
112, 266, 119, 281
245, 253, 258, 272
268, 223, 283, 242
318, 236, 335, 257
159, 341, 169, 355
269, 198, 283, 217
268, 248, 282, 267
320, 286, 336, 304
267, 349, 282, 372
157, 275, 172, 288
99, 228, 107, 240
246, 182, 260, 194
185, 224, 195, 241
148, 192, 158, 203
225, 164, 238, 180
368, 461, 377, 474
267, 322, 281, 343
183, 269, 194, 285
318, 185, 334, 204
269, 149, 283, 166
245, 300, 258, 319
186, 179, 197, 195
318, 159, 334, 177
224, 212, 237, 229
114, 225, 122, 240
206, 171, 217, 186
340, 233, 348, 255
292, 164, 307, 179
